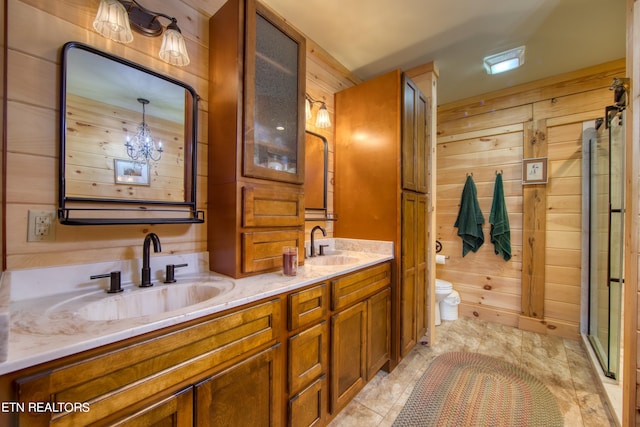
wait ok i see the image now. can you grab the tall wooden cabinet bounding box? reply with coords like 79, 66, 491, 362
335, 70, 432, 365
208, 0, 306, 278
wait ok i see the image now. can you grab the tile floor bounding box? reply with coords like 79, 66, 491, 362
329, 316, 616, 427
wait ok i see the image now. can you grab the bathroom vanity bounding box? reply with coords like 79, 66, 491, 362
0, 239, 392, 426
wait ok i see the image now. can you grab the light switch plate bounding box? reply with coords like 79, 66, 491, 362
27, 210, 56, 242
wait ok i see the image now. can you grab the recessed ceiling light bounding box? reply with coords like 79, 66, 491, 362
483, 46, 525, 75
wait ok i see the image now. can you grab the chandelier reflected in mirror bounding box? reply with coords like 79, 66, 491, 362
125, 98, 163, 164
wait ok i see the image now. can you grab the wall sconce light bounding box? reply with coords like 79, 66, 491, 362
125, 98, 163, 164
305, 94, 331, 128
93, 0, 190, 67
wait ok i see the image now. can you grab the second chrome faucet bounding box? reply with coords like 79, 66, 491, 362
141, 232, 162, 287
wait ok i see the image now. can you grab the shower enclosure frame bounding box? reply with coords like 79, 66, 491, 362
584, 96, 626, 380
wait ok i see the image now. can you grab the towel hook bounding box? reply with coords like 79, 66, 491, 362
496, 170, 503, 175
466, 172, 473, 177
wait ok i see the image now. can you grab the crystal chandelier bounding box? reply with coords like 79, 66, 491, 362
125, 98, 163, 164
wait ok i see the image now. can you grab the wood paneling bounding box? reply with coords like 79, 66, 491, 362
437, 60, 625, 338
6, 0, 209, 269
6, 0, 356, 270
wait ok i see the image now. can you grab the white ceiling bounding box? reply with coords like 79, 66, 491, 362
261, 0, 627, 105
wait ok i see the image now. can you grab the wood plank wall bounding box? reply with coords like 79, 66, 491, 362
6, 0, 213, 269
437, 59, 625, 338
5, 0, 357, 270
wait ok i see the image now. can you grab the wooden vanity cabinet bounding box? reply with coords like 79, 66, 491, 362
5, 262, 391, 427
11, 299, 282, 427
208, 0, 307, 278
285, 262, 392, 424
329, 263, 391, 415
335, 70, 432, 366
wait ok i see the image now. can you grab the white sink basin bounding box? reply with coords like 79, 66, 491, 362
52, 281, 234, 321
306, 255, 359, 266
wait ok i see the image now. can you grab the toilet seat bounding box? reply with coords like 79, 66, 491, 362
435, 279, 453, 293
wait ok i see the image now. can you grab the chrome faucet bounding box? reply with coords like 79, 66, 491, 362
309, 226, 326, 257
141, 233, 161, 287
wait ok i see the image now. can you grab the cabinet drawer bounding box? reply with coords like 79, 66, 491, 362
15, 299, 281, 427
243, 186, 304, 227
243, 230, 304, 273
288, 321, 328, 396
289, 375, 327, 427
288, 283, 328, 330
331, 262, 391, 311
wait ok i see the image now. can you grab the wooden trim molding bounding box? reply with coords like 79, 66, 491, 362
521, 120, 547, 319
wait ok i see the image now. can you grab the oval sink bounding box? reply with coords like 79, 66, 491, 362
306, 255, 359, 266
76, 282, 231, 321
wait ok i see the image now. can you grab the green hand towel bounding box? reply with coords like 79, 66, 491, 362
489, 173, 512, 261
454, 175, 484, 256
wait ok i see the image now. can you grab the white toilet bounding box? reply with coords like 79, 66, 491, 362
435, 279, 453, 326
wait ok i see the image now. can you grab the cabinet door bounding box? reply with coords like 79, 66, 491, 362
367, 288, 391, 379
195, 345, 282, 427
401, 193, 429, 356
400, 192, 418, 357
330, 301, 366, 414
416, 90, 429, 193
402, 76, 418, 191
416, 194, 429, 337
243, 1, 306, 184
402, 75, 429, 193
109, 387, 193, 427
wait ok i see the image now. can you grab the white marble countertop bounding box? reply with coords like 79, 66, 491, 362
0, 238, 393, 376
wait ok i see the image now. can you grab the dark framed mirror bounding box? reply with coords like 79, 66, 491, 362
304, 130, 328, 215
59, 42, 203, 225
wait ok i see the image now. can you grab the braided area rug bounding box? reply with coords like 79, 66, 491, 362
393, 352, 563, 427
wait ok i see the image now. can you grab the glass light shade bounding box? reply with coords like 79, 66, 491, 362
305, 98, 312, 120
159, 28, 190, 66
315, 104, 331, 128
93, 0, 133, 43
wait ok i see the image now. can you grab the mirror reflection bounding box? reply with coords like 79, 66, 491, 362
60, 42, 201, 225
304, 131, 327, 212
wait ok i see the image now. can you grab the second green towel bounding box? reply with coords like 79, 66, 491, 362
489, 173, 512, 261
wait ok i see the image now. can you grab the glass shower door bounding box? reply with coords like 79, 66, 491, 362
588, 110, 624, 379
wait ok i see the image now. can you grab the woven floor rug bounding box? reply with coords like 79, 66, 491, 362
392, 352, 563, 427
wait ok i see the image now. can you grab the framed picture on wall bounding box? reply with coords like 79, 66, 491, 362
522, 157, 548, 185
114, 159, 150, 186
